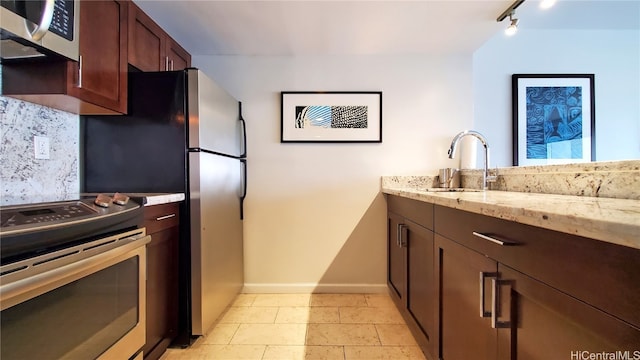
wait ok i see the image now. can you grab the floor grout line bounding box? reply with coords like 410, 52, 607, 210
162, 294, 425, 360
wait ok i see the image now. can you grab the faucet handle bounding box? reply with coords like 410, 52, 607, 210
487, 167, 498, 183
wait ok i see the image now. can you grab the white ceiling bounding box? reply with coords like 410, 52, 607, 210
133, 0, 640, 57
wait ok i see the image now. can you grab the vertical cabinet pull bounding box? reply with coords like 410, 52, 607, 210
165, 56, 169, 71
479, 272, 498, 317
397, 224, 408, 248
491, 278, 513, 328
77, 55, 83, 88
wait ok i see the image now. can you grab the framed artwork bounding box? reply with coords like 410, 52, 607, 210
281, 91, 382, 143
512, 74, 595, 166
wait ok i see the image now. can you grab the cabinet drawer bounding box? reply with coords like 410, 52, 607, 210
144, 203, 180, 234
387, 195, 434, 230
434, 205, 640, 329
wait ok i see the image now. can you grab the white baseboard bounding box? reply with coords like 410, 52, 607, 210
242, 283, 388, 294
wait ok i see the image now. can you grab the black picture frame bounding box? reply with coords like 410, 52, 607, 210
281, 91, 382, 143
512, 74, 595, 166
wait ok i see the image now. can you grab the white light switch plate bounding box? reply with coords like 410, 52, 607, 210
34, 136, 50, 159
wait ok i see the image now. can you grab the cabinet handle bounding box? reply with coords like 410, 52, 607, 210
156, 213, 176, 221
165, 56, 169, 71
170, 59, 174, 71
77, 55, 83, 88
472, 232, 518, 246
397, 224, 408, 248
479, 272, 498, 317
491, 278, 513, 328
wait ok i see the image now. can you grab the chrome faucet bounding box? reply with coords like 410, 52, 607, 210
447, 130, 497, 190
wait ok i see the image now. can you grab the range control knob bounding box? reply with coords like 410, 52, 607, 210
113, 192, 130, 206
94, 194, 112, 208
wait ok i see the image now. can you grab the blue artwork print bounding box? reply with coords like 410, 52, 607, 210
295, 106, 368, 129
525, 86, 583, 159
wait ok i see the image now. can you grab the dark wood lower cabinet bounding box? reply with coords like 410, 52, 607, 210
388, 212, 406, 303
407, 221, 434, 347
436, 233, 497, 360
497, 265, 640, 360
387, 196, 435, 358
143, 203, 180, 360
386, 195, 640, 360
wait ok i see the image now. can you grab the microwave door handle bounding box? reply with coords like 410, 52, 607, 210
26, 0, 55, 41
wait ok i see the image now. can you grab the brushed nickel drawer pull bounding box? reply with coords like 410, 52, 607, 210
156, 214, 176, 221
472, 232, 517, 246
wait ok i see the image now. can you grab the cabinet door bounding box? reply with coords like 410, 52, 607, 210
436, 234, 497, 360
388, 212, 407, 304
143, 203, 180, 360
497, 265, 640, 360
144, 226, 179, 359
407, 220, 434, 344
68, 0, 128, 114
128, 2, 164, 72
165, 38, 191, 71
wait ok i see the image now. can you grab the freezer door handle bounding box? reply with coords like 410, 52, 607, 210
240, 159, 247, 220
239, 102, 247, 158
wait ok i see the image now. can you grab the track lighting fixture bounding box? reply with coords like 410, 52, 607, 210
505, 11, 519, 36
540, 0, 557, 9
497, 0, 525, 36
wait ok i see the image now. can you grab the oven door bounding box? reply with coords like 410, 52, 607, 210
0, 229, 150, 360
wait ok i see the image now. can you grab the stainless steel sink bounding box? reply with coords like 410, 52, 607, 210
423, 188, 484, 192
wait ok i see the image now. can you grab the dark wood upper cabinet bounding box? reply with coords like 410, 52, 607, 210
165, 38, 191, 71
128, 2, 191, 72
2, 0, 128, 115
70, 0, 128, 113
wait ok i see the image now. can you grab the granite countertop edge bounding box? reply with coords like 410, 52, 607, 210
126, 193, 185, 206
382, 186, 640, 250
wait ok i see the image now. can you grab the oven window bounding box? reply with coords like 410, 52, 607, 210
1, 256, 139, 359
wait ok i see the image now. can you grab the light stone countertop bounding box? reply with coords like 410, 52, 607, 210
124, 193, 185, 206
382, 186, 640, 250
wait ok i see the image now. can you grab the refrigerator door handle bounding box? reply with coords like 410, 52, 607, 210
239, 102, 247, 158
240, 159, 247, 220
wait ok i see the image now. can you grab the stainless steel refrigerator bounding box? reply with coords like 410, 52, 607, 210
82, 68, 246, 343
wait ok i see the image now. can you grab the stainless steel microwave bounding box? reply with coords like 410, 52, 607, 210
0, 0, 79, 62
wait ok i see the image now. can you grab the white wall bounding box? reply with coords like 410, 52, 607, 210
194, 55, 474, 292
474, 29, 640, 167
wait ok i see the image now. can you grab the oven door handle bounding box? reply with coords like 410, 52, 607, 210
0, 234, 151, 311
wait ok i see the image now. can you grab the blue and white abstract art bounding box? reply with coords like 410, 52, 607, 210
525, 86, 583, 160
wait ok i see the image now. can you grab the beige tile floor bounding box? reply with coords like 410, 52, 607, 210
160, 293, 427, 360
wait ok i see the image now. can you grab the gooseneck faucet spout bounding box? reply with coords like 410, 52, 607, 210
447, 130, 496, 190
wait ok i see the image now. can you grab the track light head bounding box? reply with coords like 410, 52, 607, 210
505, 11, 519, 36
540, 0, 557, 9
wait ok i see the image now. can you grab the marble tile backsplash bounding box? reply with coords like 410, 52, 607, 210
382, 160, 640, 200
0, 96, 80, 206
